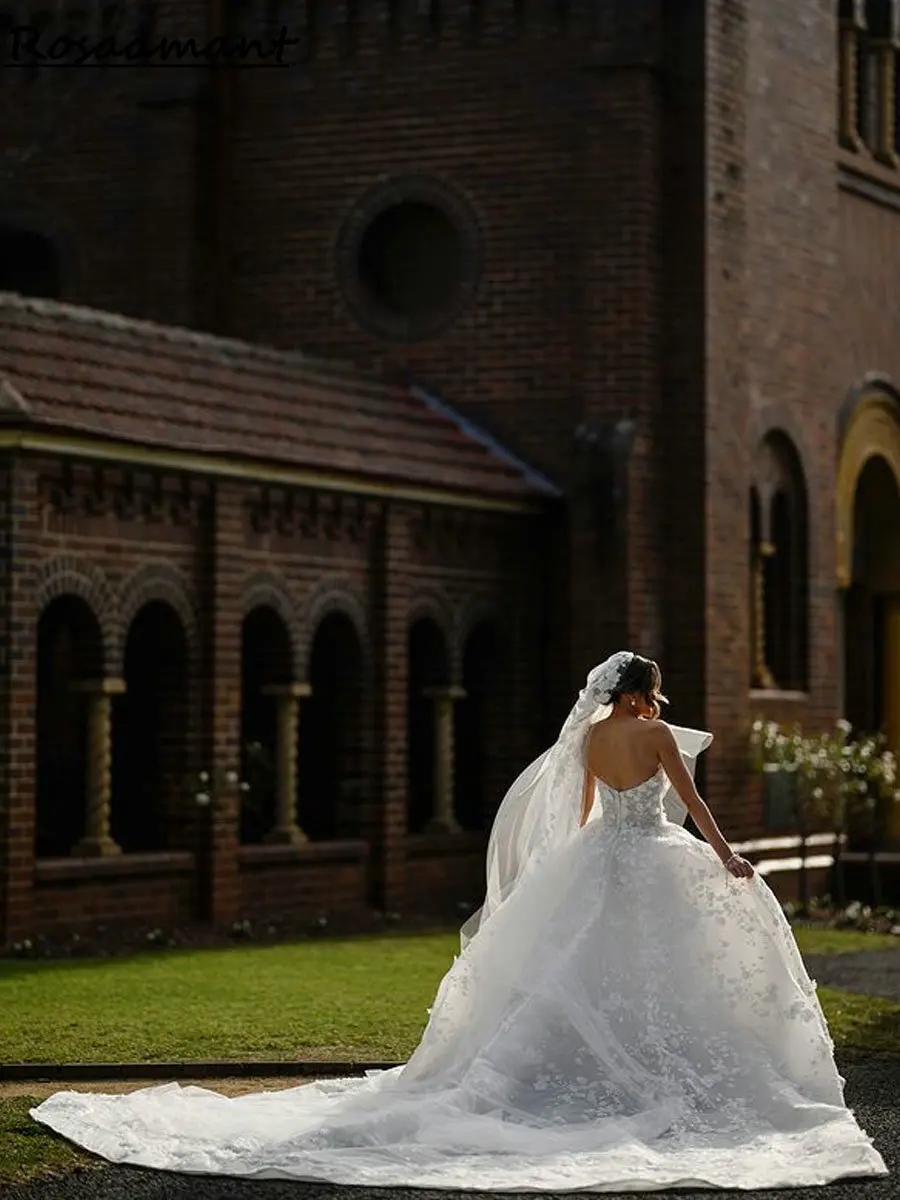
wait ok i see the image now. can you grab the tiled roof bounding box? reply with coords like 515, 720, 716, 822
0, 293, 560, 505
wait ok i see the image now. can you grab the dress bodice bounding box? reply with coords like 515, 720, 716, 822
594, 766, 667, 830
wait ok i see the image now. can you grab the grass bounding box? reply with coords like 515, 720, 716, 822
793, 926, 899, 956
0, 931, 460, 1064
1, 926, 898, 1187
0, 1098, 97, 1186
819, 988, 900, 1056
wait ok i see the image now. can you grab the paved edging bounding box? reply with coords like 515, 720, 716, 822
0, 1060, 401, 1082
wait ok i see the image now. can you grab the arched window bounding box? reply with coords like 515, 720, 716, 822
750, 433, 809, 692
0, 226, 61, 299
298, 611, 365, 840
240, 605, 294, 844
35, 595, 105, 857
113, 601, 189, 852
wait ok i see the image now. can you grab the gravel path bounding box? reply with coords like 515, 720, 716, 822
7, 1059, 898, 1200
805, 950, 900, 1002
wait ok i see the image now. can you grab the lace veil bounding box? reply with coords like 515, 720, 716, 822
460, 651, 713, 948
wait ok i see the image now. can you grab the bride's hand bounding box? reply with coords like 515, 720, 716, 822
723, 853, 754, 878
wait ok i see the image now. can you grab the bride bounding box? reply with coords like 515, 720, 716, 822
33, 652, 888, 1192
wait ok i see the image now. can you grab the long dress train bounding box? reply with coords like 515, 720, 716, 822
32, 768, 888, 1191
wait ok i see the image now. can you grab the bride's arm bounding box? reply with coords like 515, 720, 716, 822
653, 724, 754, 878
579, 767, 595, 827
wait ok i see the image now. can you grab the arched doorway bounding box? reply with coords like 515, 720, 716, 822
297, 612, 365, 840
112, 601, 189, 852
455, 621, 504, 831
407, 617, 450, 833
240, 606, 293, 843
35, 596, 105, 857
837, 391, 900, 840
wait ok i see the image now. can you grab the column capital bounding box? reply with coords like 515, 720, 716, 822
70, 678, 127, 696
262, 682, 312, 700
423, 685, 467, 702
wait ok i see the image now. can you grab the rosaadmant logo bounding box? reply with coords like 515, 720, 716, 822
2, 21, 298, 68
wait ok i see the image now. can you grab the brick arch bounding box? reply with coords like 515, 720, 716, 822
241, 571, 303, 678
301, 577, 370, 678
34, 556, 118, 669
750, 406, 815, 486
751, 428, 809, 510
408, 588, 455, 682
116, 563, 199, 674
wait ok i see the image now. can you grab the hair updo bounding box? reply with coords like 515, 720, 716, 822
609, 654, 668, 719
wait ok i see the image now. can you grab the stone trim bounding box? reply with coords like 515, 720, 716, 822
241, 570, 303, 679
301, 577, 371, 677
34, 556, 118, 669
116, 561, 200, 673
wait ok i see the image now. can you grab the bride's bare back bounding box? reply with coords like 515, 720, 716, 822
585, 715, 661, 791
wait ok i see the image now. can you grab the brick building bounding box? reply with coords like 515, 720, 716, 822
1, 0, 900, 942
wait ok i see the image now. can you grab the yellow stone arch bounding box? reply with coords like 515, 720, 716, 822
837, 389, 900, 839
836, 390, 900, 589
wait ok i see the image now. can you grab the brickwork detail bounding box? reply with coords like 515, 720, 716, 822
33, 555, 119, 669
241, 570, 303, 679
115, 561, 200, 674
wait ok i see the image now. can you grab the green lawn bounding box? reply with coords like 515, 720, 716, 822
0, 1098, 97, 1186
793, 926, 899, 956
0, 932, 460, 1064
2, 927, 898, 1187
1, 927, 897, 1065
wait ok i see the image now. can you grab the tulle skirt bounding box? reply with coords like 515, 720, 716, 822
32, 820, 888, 1191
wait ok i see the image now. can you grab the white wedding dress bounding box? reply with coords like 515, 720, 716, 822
33, 767, 887, 1192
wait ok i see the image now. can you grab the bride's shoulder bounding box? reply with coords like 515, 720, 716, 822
641, 719, 677, 745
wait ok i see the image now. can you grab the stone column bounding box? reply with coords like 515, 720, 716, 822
752, 541, 777, 690
72, 679, 126, 857
262, 683, 311, 845
423, 685, 466, 834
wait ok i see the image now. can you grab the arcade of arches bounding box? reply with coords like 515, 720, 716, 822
837, 391, 900, 841
35, 596, 507, 867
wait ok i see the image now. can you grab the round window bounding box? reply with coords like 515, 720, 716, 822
337, 179, 481, 342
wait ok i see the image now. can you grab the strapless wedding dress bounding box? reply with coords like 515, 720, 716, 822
32, 767, 887, 1191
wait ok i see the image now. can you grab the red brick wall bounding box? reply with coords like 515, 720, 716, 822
0, 449, 544, 942
702, 0, 842, 837
404, 833, 488, 917
238, 842, 369, 919
10, 1, 894, 895
33, 853, 197, 931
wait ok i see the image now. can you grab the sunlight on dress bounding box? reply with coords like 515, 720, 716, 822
32, 768, 887, 1191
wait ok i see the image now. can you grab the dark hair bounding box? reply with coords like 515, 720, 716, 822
610, 654, 668, 719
